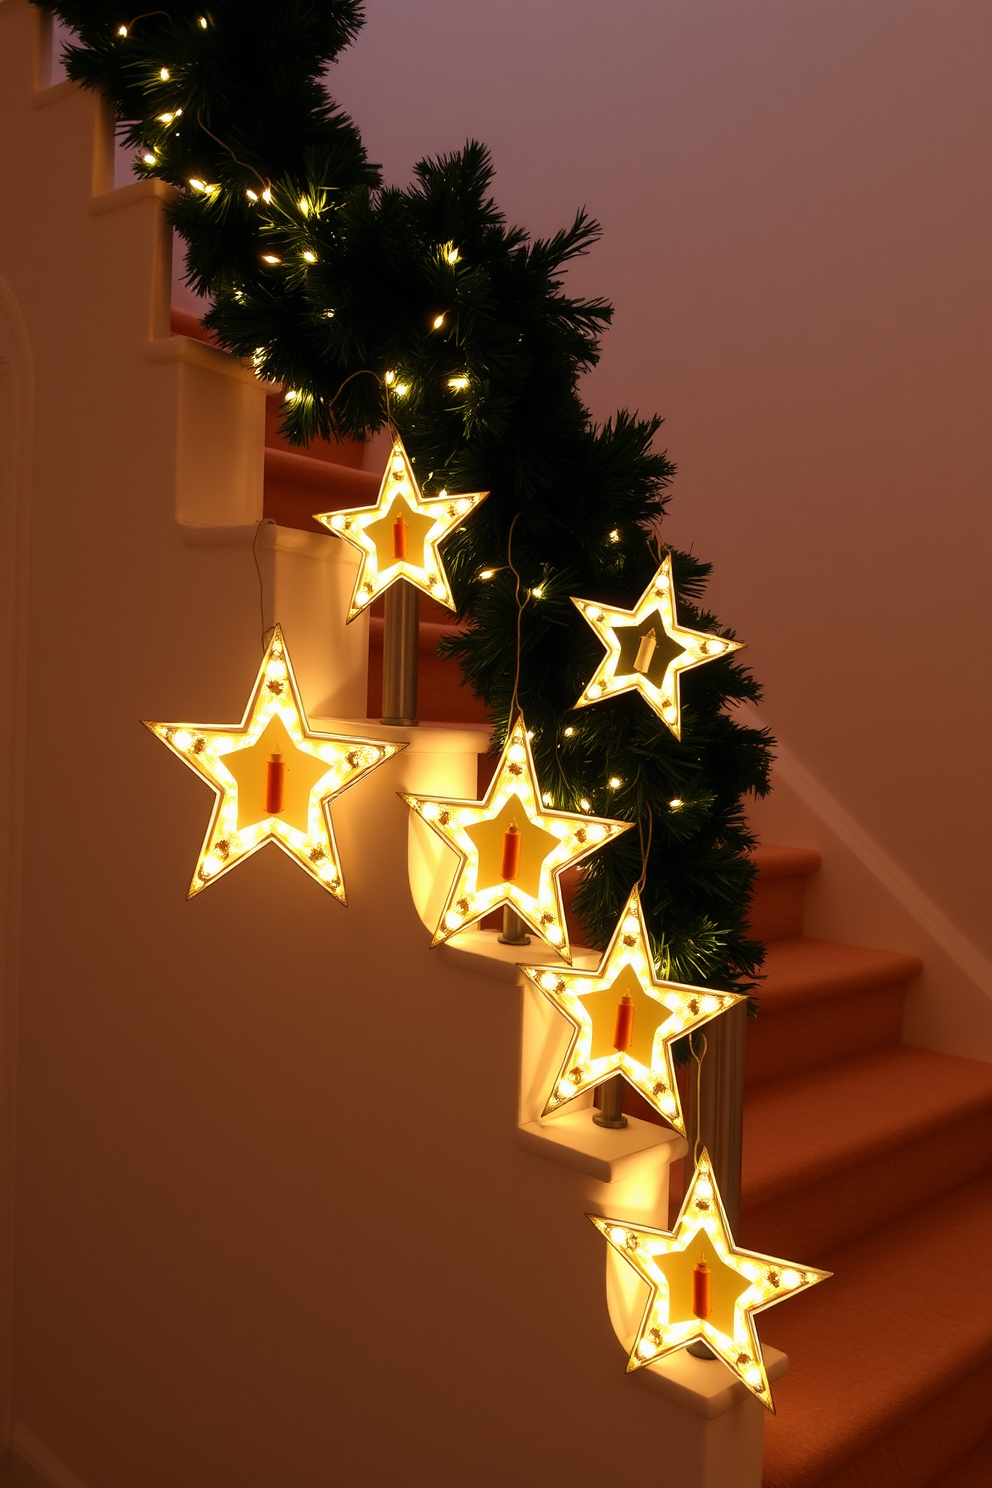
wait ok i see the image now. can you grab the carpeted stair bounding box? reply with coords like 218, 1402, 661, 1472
173, 311, 992, 1487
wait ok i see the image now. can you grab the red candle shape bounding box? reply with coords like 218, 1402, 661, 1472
392, 514, 408, 561
501, 821, 521, 880
265, 751, 285, 814
692, 1257, 711, 1320
613, 993, 635, 1052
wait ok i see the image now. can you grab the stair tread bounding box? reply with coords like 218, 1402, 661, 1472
924, 1434, 992, 1488
751, 844, 822, 879
743, 1045, 992, 1209
761, 1174, 992, 1488
758, 938, 922, 1011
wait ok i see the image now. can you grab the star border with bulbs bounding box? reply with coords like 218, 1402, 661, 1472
144, 626, 405, 900
572, 554, 744, 739
520, 888, 744, 1131
589, 1149, 830, 1409
316, 434, 488, 620
401, 717, 632, 961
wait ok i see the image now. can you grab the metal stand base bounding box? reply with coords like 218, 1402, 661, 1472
592, 1073, 627, 1129
381, 580, 419, 726
497, 905, 531, 945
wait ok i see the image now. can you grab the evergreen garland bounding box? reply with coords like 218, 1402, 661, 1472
38, 1, 773, 1006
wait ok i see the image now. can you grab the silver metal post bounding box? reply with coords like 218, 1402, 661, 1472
685, 1000, 747, 1360
381, 580, 419, 726
497, 905, 531, 945
592, 1073, 627, 1129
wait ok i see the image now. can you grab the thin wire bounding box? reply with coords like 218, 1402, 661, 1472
195, 112, 270, 194
324, 367, 389, 436
635, 801, 654, 895
692, 1031, 708, 1165
505, 512, 528, 728
252, 519, 277, 651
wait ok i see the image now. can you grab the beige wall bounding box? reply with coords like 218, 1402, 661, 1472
330, 0, 992, 961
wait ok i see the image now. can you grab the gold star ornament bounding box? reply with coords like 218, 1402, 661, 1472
316, 435, 488, 619
572, 554, 744, 738
401, 718, 631, 960
521, 889, 744, 1130
590, 1149, 830, 1409
145, 627, 404, 899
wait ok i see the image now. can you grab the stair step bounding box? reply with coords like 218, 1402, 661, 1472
761, 1175, 992, 1488
748, 845, 821, 942
263, 447, 378, 532
741, 1044, 992, 1258
746, 938, 920, 1088
924, 1434, 992, 1488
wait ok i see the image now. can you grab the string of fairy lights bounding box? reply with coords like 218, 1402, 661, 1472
47, 1, 810, 1412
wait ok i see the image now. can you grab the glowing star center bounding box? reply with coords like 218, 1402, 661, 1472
223, 715, 334, 833
615, 613, 685, 686
651, 1228, 750, 1338
365, 494, 436, 572
464, 794, 559, 900
582, 963, 672, 1066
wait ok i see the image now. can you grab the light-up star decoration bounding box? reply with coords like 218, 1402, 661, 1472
144, 626, 404, 900
316, 435, 488, 619
520, 889, 744, 1130
572, 554, 744, 739
401, 718, 631, 961
590, 1150, 830, 1409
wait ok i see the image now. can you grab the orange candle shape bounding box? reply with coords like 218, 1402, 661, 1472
634, 627, 657, 675
265, 751, 285, 814
392, 513, 408, 561
501, 821, 521, 880
613, 993, 635, 1052
692, 1257, 711, 1320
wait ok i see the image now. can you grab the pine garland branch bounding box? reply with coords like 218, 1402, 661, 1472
35, 0, 775, 1005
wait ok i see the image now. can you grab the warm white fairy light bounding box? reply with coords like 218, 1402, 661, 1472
590, 1150, 830, 1410
159, 67, 170, 80
246, 188, 259, 201
198, 15, 208, 27
432, 314, 446, 330
563, 726, 576, 737
402, 718, 630, 960
447, 375, 469, 390
142, 152, 156, 165
144, 627, 404, 901
572, 554, 745, 740
117, 24, 127, 36
669, 798, 683, 810
302, 250, 317, 263
261, 187, 272, 203
262, 254, 281, 264
444, 244, 460, 264
317, 434, 488, 620
522, 888, 742, 1127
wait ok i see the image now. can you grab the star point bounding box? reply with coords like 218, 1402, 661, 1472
401, 718, 632, 961
590, 1149, 830, 1409
521, 888, 744, 1130
572, 554, 745, 738
316, 435, 488, 619
145, 627, 405, 900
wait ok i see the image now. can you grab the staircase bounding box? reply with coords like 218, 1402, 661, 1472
174, 311, 992, 1488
